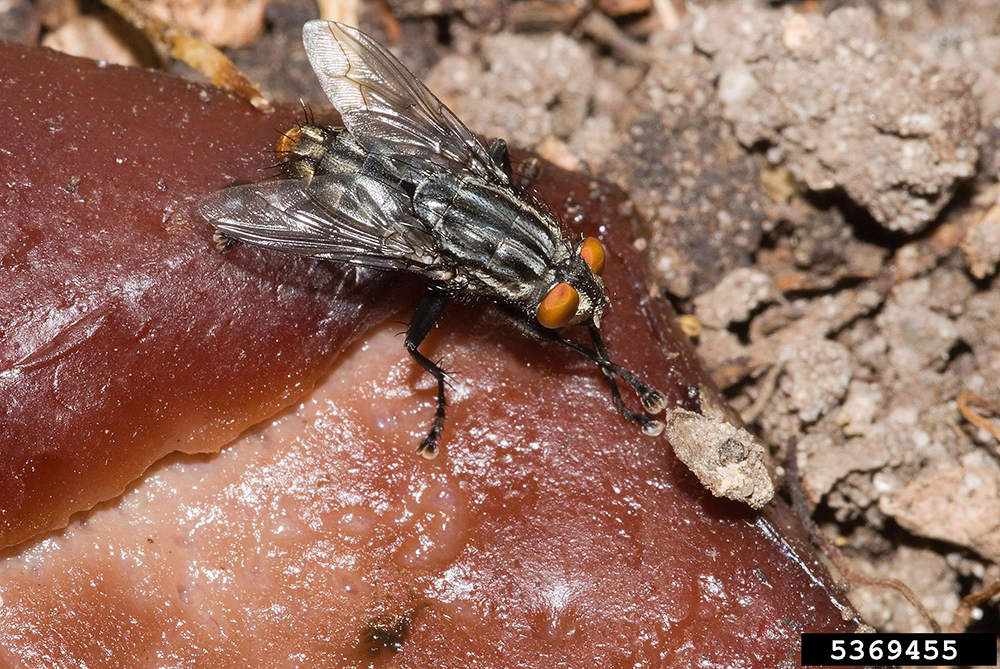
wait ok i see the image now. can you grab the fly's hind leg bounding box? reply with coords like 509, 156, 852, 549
405, 290, 450, 459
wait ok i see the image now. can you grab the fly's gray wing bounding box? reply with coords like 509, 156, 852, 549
199, 173, 444, 273
302, 20, 508, 185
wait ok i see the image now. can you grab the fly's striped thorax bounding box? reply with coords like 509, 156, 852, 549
414, 175, 568, 301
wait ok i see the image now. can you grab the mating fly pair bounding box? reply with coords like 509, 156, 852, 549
199, 21, 667, 457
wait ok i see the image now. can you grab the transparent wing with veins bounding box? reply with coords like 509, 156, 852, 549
198, 172, 444, 274
302, 20, 509, 185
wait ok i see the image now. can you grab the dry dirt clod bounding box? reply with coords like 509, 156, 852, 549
879, 452, 1000, 564
662, 388, 775, 510
662, 407, 774, 509
425, 33, 597, 151
693, 2, 980, 235
692, 267, 777, 329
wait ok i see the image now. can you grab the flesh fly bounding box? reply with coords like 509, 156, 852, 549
199, 21, 667, 457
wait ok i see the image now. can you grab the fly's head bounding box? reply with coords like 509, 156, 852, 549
536, 237, 610, 330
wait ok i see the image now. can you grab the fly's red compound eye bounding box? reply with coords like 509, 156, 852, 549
537, 282, 579, 329
277, 126, 304, 155
580, 237, 606, 276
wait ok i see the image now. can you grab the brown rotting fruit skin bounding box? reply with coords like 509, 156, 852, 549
0, 42, 855, 666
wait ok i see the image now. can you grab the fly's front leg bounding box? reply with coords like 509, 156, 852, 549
405, 290, 450, 459
588, 357, 664, 436
577, 327, 664, 437
502, 310, 665, 436
588, 325, 667, 415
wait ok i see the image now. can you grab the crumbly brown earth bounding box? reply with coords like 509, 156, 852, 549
14, 0, 1000, 650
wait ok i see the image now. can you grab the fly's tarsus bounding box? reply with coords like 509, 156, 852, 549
588, 325, 666, 415
593, 357, 656, 430
212, 230, 236, 252
583, 325, 666, 435
509, 315, 668, 435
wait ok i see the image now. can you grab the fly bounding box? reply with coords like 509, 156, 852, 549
198, 21, 668, 457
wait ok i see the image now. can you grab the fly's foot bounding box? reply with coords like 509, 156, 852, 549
614, 395, 665, 437
417, 393, 447, 459
417, 437, 439, 459
417, 412, 445, 460
212, 230, 236, 252
640, 388, 667, 415
641, 418, 665, 437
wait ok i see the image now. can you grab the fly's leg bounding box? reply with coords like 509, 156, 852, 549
405, 290, 450, 459
488, 138, 512, 179
212, 230, 236, 252
503, 310, 666, 436
572, 329, 665, 437
589, 359, 664, 436
588, 325, 667, 415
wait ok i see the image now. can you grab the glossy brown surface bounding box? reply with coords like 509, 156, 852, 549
0, 43, 407, 549
0, 43, 853, 666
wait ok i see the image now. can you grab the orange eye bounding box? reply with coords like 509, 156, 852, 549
537, 282, 579, 329
580, 237, 606, 276
277, 126, 304, 155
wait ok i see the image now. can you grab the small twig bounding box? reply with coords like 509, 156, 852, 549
575, 11, 654, 65
957, 392, 1000, 444
740, 362, 783, 425
100, 0, 271, 111
785, 442, 942, 633
948, 578, 1000, 633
